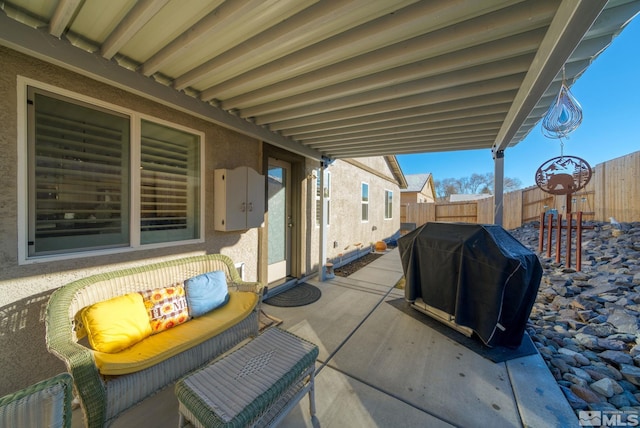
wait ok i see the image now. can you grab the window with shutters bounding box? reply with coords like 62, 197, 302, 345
25, 85, 202, 258
140, 120, 200, 244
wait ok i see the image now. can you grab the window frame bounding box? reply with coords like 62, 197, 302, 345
384, 189, 393, 220
361, 182, 369, 222
17, 77, 205, 264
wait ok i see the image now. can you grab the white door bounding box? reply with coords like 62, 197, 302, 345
267, 159, 292, 283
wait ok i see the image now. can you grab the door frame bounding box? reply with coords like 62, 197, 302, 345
267, 158, 292, 282
261, 145, 304, 285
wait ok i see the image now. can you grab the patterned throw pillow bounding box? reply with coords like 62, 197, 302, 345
140, 286, 189, 333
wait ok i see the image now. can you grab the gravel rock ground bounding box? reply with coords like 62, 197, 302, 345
510, 221, 640, 416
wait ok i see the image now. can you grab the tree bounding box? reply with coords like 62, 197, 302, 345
504, 176, 523, 192
434, 173, 522, 201
434, 178, 460, 201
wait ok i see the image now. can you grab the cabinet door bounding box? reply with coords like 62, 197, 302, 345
225, 167, 249, 230
246, 167, 265, 228
214, 167, 265, 231
214, 168, 245, 231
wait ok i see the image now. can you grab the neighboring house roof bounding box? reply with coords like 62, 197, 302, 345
384, 156, 407, 189
403, 174, 433, 193
402, 173, 436, 201
343, 156, 407, 189
449, 193, 493, 202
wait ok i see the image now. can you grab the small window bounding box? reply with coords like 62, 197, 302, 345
384, 190, 393, 219
316, 170, 330, 226
361, 182, 369, 222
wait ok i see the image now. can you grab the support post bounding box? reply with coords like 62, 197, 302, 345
493, 149, 504, 226
318, 163, 328, 281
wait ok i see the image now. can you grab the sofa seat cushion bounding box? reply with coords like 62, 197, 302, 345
93, 291, 258, 375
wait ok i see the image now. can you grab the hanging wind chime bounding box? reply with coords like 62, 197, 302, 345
535, 67, 592, 213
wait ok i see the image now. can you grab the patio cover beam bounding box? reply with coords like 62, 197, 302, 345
0, 12, 323, 161
49, 0, 82, 38
248, 54, 534, 123
492, 0, 607, 153
492, 0, 607, 226
279, 91, 516, 137
225, 26, 547, 113
290, 105, 510, 140
101, 0, 169, 60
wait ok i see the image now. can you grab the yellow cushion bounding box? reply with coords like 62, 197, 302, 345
81, 293, 152, 353
93, 291, 258, 375
140, 285, 190, 333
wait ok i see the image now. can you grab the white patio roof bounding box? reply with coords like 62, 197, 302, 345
1, 0, 639, 162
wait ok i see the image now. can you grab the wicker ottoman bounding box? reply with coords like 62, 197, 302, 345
175, 328, 319, 427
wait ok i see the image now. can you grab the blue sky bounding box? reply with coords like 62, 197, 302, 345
397, 16, 640, 189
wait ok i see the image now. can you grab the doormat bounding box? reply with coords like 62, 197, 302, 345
264, 283, 321, 307
386, 298, 537, 363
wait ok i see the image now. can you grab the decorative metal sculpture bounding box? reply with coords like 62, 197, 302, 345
542, 83, 583, 139
534, 69, 590, 272
535, 156, 592, 195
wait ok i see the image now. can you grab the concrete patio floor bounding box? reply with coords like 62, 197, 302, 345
77, 249, 579, 428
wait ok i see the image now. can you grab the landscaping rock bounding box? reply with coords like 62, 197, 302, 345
571, 384, 604, 403
560, 385, 589, 410
590, 378, 622, 398
509, 221, 640, 418
598, 350, 634, 366
620, 364, 640, 387
608, 309, 640, 334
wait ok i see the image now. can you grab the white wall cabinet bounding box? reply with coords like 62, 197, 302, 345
214, 167, 265, 231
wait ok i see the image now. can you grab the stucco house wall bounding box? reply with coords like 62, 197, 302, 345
309, 158, 402, 268
0, 45, 404, 395
0, 46, 264, 394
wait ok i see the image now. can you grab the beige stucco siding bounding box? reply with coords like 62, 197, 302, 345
0, 46, 263, 290
0, 46, 403, 395
309, 158, 401, 268
0, 46, 265, 394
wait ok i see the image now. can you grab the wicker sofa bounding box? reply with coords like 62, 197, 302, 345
45, 254, 263, 428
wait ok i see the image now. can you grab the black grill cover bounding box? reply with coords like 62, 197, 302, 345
399, 222, 542, 348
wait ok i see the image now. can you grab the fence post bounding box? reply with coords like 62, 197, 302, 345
547, 214, 554, 258
566, 212, 573, 268
555, 214, 562, 264
538, 212, 545, 253
576, 212, 583, 271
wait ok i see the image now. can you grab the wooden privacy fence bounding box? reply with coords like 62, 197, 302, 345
402, 151, 640, 230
